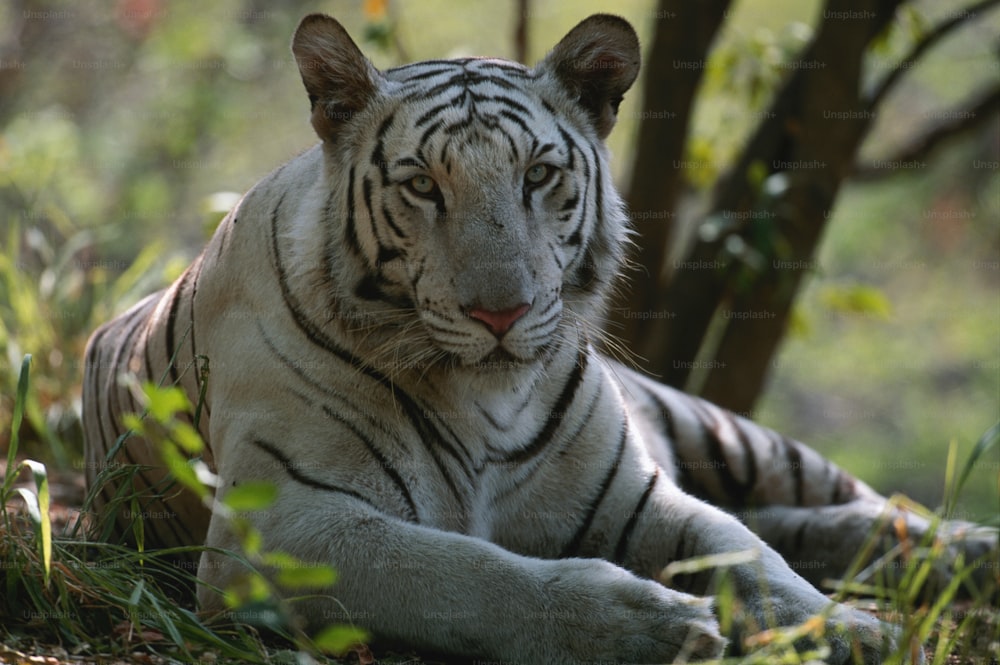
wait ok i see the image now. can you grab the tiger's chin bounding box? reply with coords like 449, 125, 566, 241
440, 344, 553, 377
468, 348, 537, 372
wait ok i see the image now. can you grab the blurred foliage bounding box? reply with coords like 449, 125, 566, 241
0, 0, 996, 528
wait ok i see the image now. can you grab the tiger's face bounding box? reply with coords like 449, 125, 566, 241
292, 16, 639, 372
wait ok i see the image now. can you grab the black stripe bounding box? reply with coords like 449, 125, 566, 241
106, 307, 148, 436
371, 113, 396, 183
344, 168, 364, 258
501, 349, 588, 464
412, 71, 522, 102
493, 375, 601, 500
251, 439, 382, 511
560, 422, 628, 558
563, 140, 590, 258
164, 269, 193, 385
590, 144, 604, 230
491, 95, 533, 116
416, 99, 458, 128
668, 513, 700, 593
258, 323, 392, 442
188, 255, 203, 396
781, 435, 805, 505
417, 120, 444, 161
476, 403, 504, 431
443, 115, 475, 136
689, 400, 745, 505
498, 109, 531, 135
728, 413, 758, 501
397, 66, 458, 83
86, 324, 117, 510
613, 469, 659, 565
556, 126, 577, 171
559, 193, 580, 212
381, 205, 407, 240
361, 175, 384, 265
321, 405, 419, 522
354, 273, 394, 303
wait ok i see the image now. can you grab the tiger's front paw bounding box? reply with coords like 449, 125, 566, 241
936, 520, 999, 596
737, 567, 920, 665
540, 558, 726, 664
820, 605, 924, 665
888, 516, 1000, 600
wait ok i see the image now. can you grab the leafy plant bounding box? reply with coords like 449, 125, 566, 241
1, 355, 368, 662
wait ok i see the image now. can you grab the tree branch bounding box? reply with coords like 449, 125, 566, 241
854, 84, 1000, 181
867, 0, 1000, 110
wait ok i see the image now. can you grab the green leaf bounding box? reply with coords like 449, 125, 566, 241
171, 421, 205, 455
821, 284, 892, 320
223, 481, 278, 511
129, 577, 146, 607
122, 413, 145, 434
5, 354, 32, 488
143, 383, 191, 422
160, 443, 209, 500
14, 487, 41, 523
18, 459, 51, 584
747, 160, 769, 193
272, 561, 337, 590
241, 524, 263, 556
955, 422, 999, 502
313, 624, 369, 656
260, 551, 300, 569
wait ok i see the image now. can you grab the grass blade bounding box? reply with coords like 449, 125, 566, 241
955, 421, 999, 500
19, 459, 52, 585
4, 354, 32, 488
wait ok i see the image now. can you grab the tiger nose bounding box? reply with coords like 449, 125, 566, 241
468, 303, 531, 338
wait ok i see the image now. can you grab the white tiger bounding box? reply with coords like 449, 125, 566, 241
82, 13, 996, 664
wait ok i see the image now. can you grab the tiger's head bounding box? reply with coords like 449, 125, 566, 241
291, 14, 639, 374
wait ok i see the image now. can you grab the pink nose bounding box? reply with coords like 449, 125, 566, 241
468, 303, 531, 338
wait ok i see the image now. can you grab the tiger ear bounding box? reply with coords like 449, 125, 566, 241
537, 14, 640, 139
292, 14, 381, 142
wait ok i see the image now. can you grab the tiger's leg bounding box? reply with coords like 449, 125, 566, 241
611, 466, 901, 663
744, 503, 999, 595
197, 477, 726, 665
618, 364, 998, 594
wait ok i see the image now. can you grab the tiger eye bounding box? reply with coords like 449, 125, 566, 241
525, 164, 550, 185
409, 175, 437, 195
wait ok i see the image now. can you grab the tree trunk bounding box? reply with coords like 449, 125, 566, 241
618, 0, 906, 415
610, 0, 731, 353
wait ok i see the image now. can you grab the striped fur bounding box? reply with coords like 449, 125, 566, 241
83, 14, 994, 664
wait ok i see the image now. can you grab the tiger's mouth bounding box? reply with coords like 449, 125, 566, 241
414, 295, 564, 372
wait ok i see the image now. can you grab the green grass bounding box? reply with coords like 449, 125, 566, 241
1, 356, 368, 664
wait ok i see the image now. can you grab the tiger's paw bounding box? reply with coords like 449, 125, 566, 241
889, 515, 1000, 600
822, 605, 923, 665
539, 559, 726, 664
733, 603, 921, 665
935, 520, 999, 595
